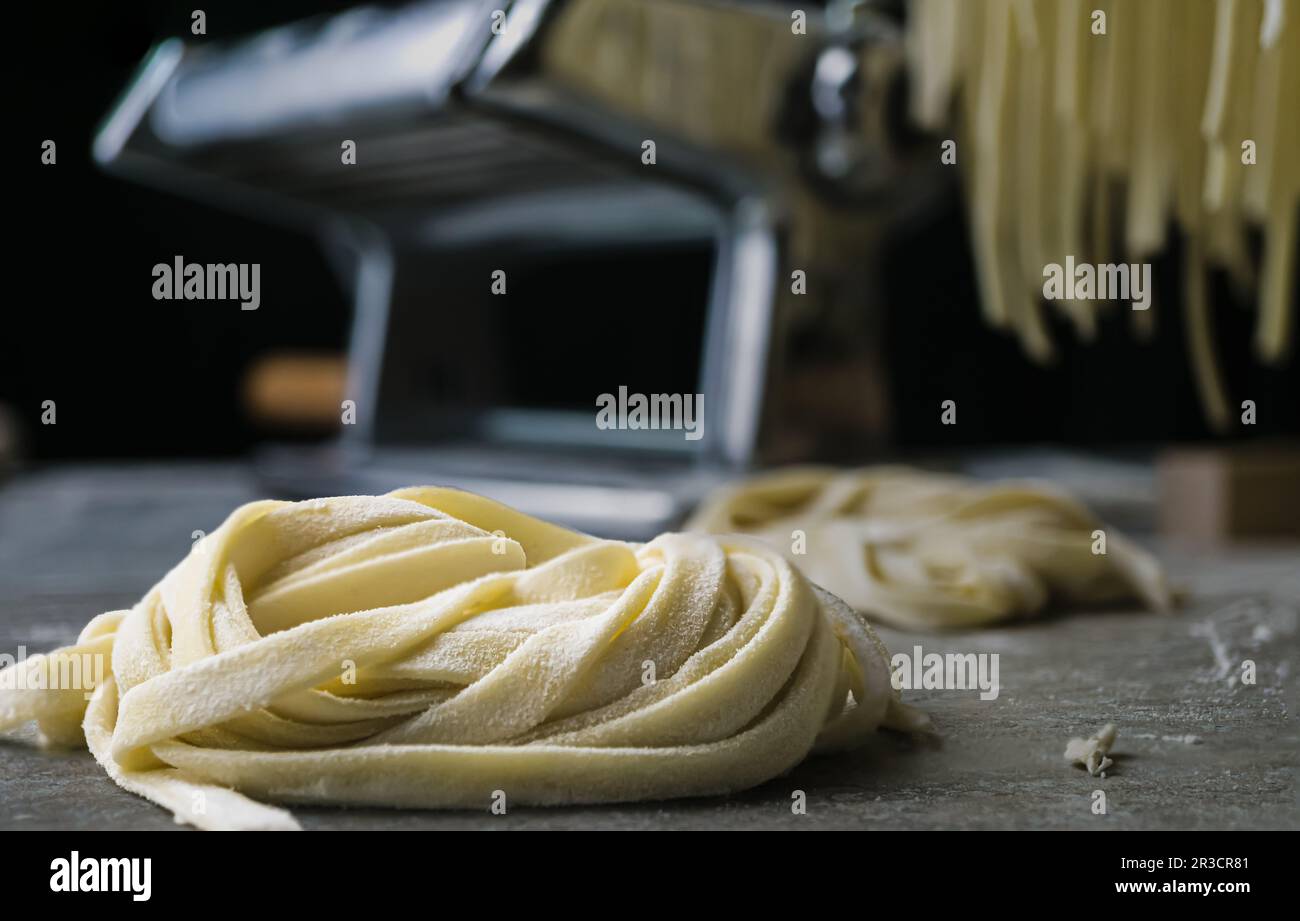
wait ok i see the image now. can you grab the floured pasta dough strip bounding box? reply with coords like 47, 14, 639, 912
0, 489, 925, 830
689, 467, 1170, 631
907, 0, 1298, 427
1065, 722, 1118, 775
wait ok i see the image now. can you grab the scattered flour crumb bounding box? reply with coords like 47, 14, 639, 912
1065, 722, 1117, 776
1131, 732, 1203, 744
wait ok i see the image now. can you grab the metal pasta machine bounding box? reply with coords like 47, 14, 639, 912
96, 0, 930, 538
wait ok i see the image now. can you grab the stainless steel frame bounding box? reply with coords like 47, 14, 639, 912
93, 0, 915, 536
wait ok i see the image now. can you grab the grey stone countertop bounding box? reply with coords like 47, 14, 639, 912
1, 463, 1296, 830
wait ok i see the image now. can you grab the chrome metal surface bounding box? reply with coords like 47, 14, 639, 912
93, 0, 919, 505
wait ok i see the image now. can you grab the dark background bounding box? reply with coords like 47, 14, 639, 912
7, 0, 1297, 460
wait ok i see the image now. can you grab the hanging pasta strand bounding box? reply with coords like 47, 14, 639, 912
906, 0, 1299, 425
969, 0, 1016, 332
1255, 0, 1298, 361
1055, 0, 1097, 337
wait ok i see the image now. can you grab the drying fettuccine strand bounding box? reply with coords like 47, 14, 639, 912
906, 0, 1299, 428
0, 488, 926, 830
689, 468, 1171, 631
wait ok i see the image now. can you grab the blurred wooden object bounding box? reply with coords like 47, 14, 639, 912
1158, 446, 1300, 539
242, 352, 346, 430
0, 402, 18, 472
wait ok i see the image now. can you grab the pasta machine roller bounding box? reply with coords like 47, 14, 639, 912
95, 0, 930, 538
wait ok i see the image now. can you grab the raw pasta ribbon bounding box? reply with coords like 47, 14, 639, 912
689, 467, 1171, 630
906, 0, 1298, 427
0, 488, 922, 830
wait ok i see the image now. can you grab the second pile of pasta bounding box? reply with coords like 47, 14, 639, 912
689, 467, 1171, 630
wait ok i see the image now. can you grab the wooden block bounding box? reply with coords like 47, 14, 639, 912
1158, 446, 1300, 539
242, 352, 347, 429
